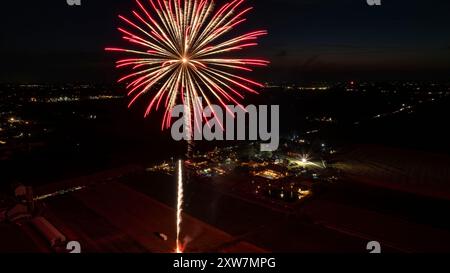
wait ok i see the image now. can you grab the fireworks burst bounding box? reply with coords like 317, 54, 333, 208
106, 0, 268, 130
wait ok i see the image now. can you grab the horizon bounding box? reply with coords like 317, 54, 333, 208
1, 0, 450, 82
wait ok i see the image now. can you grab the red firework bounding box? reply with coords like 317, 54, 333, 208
106, 0, 268, 130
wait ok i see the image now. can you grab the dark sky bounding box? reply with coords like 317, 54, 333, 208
1, 0, 449, 83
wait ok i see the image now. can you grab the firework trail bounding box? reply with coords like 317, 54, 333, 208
176, 159, 184, 253
106, 0, 268, 131
106, 0, 268, 253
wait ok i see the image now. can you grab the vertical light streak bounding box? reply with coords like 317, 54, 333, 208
176, 159, 184, 253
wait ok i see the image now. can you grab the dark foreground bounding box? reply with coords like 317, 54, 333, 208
2, 144, 450, 253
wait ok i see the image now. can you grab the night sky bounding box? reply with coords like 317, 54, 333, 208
1, 0, 449, 83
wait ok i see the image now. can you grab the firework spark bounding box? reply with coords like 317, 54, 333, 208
176, 159, 184, 253
106, 0, 268, 130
